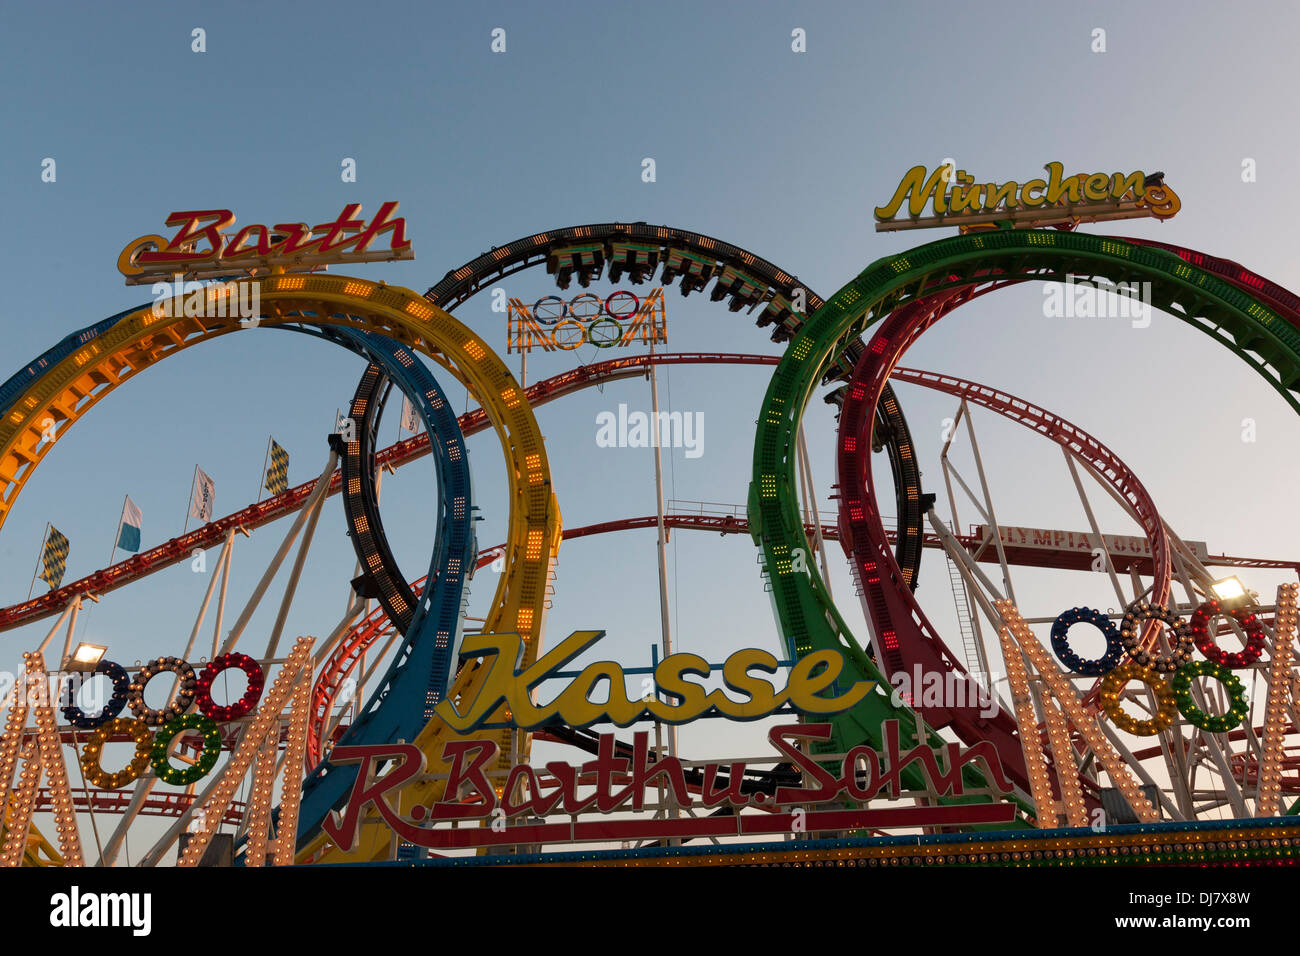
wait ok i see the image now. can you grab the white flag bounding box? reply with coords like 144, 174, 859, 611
190, 467, 215, 523
400, 394, 420, 434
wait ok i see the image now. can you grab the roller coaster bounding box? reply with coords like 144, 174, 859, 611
3, 204, 1300, 868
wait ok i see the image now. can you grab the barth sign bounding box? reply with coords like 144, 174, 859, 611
118, 202, 414, 285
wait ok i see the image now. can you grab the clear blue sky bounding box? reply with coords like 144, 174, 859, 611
2, 0, 1298, 828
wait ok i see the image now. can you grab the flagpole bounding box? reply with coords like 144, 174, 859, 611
108, 494, 126, 567
255, 436, 271, 505
183, 465, 197, 535
26, 522, 49, 600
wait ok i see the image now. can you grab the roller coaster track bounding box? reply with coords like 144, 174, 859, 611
6, 235, 1281, 632
0, 276, 561, 863
7, 342, 1290, 638
316, 336, 1270, 777
292, 329, 476, 838
826, 238, 1300, 791
419, 222, 930, 588
837, 356, 1174, 791
0, 353, 775, 633
2, 219, 936, 863
303, 224, 940, 861
6, 222, 1298, 861
750, 229, 1300, 810
304, 204, 993, 858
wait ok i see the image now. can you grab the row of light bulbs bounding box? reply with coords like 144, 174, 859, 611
998, 600, 1160, 825
997, 627, 1057, 826
272, 673, 314, 866
1257, 584, 1298, 815
242, 737, 279, 867
24, 652, 84, 866
0, 670, 30, 797
0, 739, 40, 867
1042, 689, 1088, 827
179, 637, 313, 868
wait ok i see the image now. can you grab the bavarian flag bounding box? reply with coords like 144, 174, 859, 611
117, 496, 142, 553
39, 526, 70, 589
265, 440, 289, 496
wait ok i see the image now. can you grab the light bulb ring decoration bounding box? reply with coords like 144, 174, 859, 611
531, 294, 567, 326
567, 292, 604, 321
1099, 662, 1178, 736
61, 659, 130, 729
80, 717, 152, 789
603, 290, 641, 320
128, 656, 197, 725
1171, 660, 1249, 734
1189, 599, 1266, 669
151, 713, 221, 786
1050, 607, 1124, 676
1119, 603, 1193, 673
585, 316, 623, 348
195, 653, 265, 722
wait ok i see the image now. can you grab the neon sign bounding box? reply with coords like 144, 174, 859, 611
507, 288, 667, 352
49, 653, 265, 789
432, 629, 875, 732
874, 162, 1180, 232
1055, 598, 1257, 735
117, 202, 414, 285
322, 721, 1017, 852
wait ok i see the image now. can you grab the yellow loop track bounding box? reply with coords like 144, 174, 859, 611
0, 275, 560, 864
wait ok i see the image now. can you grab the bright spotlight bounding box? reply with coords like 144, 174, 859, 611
1211, 576, 1248, 604
67, 642, 107, 670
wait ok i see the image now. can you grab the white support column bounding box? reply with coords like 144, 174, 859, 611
796, 426, 833, 596
961, 401, 1017, 604
57, 596, 83, 666
647, 353, 676, 765
184, 530, 234, 661
1061, 449, 1127, 607
210, 530, 238, 660
218, 452, 338, 657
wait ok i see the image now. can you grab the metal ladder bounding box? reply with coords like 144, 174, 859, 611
945, 550, 983, 681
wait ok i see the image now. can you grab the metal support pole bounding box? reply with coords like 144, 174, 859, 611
107, 494, 127, 568
26, 522, 49, 601
647, 352, 676, 765
1062, 449, 1128, 607
58, 596, 83, 665
1094, 718, 1184, 820
264, 471, 331, 658
796, 426, 832, 597
255, 436, 272, 506
218, 452, 338, 657
183, 530, 232, 661
182, 466, 198, 535
961, 401, 1017, 604
210, 532, 236, 660
33, 601, 76, 657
